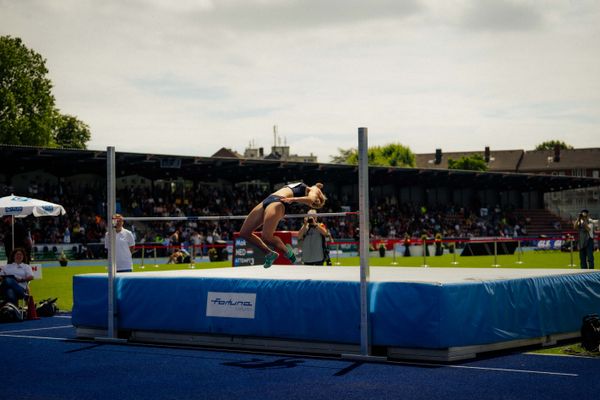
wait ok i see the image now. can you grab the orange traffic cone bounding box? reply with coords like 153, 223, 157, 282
26, 296, 40, 320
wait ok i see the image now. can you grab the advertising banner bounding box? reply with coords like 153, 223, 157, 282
232, 231, 293, 266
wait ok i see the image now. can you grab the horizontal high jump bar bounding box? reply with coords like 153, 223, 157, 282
123, 211, 359, 222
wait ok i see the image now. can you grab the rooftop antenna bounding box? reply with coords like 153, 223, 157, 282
273, 125, 278, 147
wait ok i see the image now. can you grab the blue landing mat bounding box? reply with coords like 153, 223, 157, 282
72, 267, 600, 349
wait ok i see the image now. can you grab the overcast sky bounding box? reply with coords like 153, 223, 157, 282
1, 0, 599, 162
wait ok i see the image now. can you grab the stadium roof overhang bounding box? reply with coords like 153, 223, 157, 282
371, 167, 598, 192
1, 145, 598, 193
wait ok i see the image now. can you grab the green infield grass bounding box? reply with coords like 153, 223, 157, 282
28, 260, 230, 312
530, 342, 600, 358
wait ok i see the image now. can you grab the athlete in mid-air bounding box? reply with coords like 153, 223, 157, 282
239, 182, 327, 268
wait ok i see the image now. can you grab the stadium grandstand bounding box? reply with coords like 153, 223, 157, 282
1, 144, 599, 261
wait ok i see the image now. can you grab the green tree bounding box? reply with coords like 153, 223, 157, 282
376, 143, 415, 167
334, 143, 415, 167
54, 114, 91, 148
330, 147, 355, 164
0, 36, 56, 146
0, 35, 90, 149
534, 140, 573, 151
447, 154, 488, 171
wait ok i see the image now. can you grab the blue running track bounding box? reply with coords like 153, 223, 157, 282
0, 315, 599, 400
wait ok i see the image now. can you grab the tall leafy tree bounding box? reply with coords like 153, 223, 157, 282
0, 36, 56, 146
376, 143, 415, 167
534, 140, 573, 151
330, 147, 355, 164
447, 154, 488, 171
0, 35, 90, 149
54, 114, 91, 148
335, 143, 415, 167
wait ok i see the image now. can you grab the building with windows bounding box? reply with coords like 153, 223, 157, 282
416, 147, 600, 219
242, 126, 318, 162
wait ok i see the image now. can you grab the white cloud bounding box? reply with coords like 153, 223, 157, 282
460, 0, 544, 32
1, 0, 599, 162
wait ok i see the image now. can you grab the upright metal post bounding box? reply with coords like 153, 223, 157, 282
451, 242, 459, 265
190, 244, 196, 268
515, 240, 523, 264
358, 127, 371, 357
11, 215, 15, 251
140, 244, 145, 269
106, 146, 117, 338
569, 237, 576, 267
335, 243, 341, 265
422, 239, 428, 267
93, 147, 127, 344
492, 239, 500, 267
342, 128, 386, 361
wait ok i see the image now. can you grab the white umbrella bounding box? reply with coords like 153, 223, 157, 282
0, 194, 67, 254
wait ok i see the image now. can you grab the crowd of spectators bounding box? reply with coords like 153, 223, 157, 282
1, 180, 532, 259
1, 181, 106, 246
365, 200, 529, 241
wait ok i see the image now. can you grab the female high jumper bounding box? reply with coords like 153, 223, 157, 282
239, 182, 327, 268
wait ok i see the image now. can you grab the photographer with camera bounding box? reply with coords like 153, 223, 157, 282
573, 209, 596, 269
298, 209, 332, 266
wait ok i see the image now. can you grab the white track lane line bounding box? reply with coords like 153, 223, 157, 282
0, 325, 73, 334
0, 334, 74, 341
445, 364, 577, 377
388, 360, 578, 377
0, 333, 580, 377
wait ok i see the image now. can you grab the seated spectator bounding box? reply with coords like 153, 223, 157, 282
553, 220, 561, 230
0, 248, 34, 306
167, 248, 190, 264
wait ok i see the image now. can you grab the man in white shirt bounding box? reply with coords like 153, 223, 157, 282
105, 214, 135, 272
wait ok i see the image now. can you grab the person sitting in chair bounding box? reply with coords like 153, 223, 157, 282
0, 248, 34, 306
